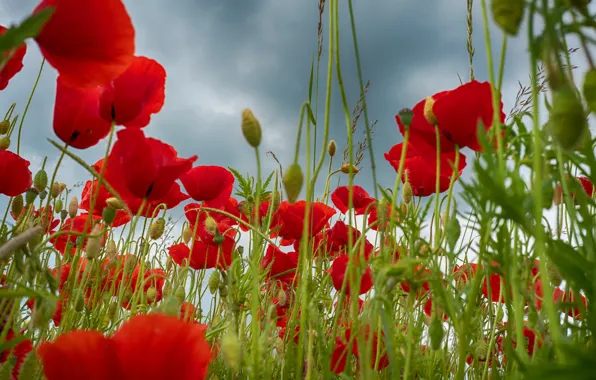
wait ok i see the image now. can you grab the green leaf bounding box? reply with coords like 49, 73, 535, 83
0, 8, 55, 54
446, 216, 461, 252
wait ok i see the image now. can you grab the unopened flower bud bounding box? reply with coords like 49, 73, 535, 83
423, 96, 437, 125
327, 140, 337, 157
241, 108, 262, 148
146, 287, 158, 303
175, 287, 186, 303
583, 69, 596, 115
0, 120, 9, 135
0, 137, 10, 150
429, 317, 444, 350
54, 199, 63, 213
25, 188, 38, 205
547, 85, 588, 151
208, 270, 221, 294
402, 181, 413, 204
275, 337, 285, 356
30, 298, 56, 329
283, 163, 304, 204
68, 196, 79, 218
340, 163, 359, 175
222, 331, 242, 371
204, 216, 218, 236
182, 227, 193, 244
491, 0, 525, 36
85, 224, 104, 259
213, 234, 225, 245
33, 169, 48, 192
106, 197, 126, 210
106, 240, 117, 258
397, 108, 414, 129
11, 194, 23, 217
50, 182, 62, 198
60, 209, 68, 222
149, 217, 166, 240
102, 207, 116, 225
277, 288, 288, 307
73, 290, 85, 312
547, 261, 563, 287
474, 340, 488, 362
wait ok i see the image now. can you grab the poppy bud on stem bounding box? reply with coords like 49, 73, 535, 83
0, 137, 10, 150
547, 85, 588, 150
0, 120, 9, 135
106, 197, 126, 210
327, 140, 336, 157
85, 224, 104, 259
68, 196, 79, 218
241, 109, 262, 148
340, 163, 359, 175
283, 163, 304, 204
149, 217, 166, 240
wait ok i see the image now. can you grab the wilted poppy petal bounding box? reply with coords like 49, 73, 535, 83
99, 56, 166, 128
34, 0, 135, 88
0, 150, 32, 196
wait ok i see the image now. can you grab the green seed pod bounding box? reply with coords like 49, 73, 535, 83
213, 234, 225, 245
0, 120, 10, 135
583, 69, 596, 115
11, 195, 23, 217
547, 86, 588, 151
397, 108, 414, 128
102, 206, 116, 225
429, 317, 444, 351
491, 0, 525, 36
149, 217, 166, 240
283, 163, 303, 204
208, 270, 221, 294
33, 169, 48, 192
241, 108, 262, 148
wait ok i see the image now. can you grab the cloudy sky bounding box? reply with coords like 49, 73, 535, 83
1, 1, 594, 220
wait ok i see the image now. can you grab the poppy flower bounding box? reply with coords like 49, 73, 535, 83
0, 25, 27, 90
98, 56, 166, 128
331, 185, 376, 215
350, 325, 390, 371
180, 166, 235, 209
324, 221, 374, 260
130, 267, 166, 303
271, 201, 336, 241
555, 175, 595, 204
262, 245, 299, 285
50, 214, 105, 256
397, 80, 506, 153
104, 128, 197, 201
384, 142, 466, 197
0, 329, 33, 379
328, 254, 373, 295
33, 0, 135, 88
0, 150, 32, 196
330, 337, 350, 374
80, 180, 131, 227
38, 313, 213, 380
168, 237, 235, 270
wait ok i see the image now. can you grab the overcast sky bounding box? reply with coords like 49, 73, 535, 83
1, 0, 594, 219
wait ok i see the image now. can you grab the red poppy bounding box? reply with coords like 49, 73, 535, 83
0, 25, 27, 90
397, 80, 506, 152
262, 245, 299, 285
350, 325, 390, 371
328, 254, 373, 295
555, 175, 595, 203
324, 220, 374, 260
0, 150, 32, 196
38, 313, 213, 380
130, 267, 166, 303
180, 166, 235, 208
50, 214, 104, 255
271, 201, 336, 241
384, 142, 466, 197
180, 302, 198, 323
125, 182, 190, 216
400, 264, 432, 298
80, 180, 131, 227
105, 128, 197, 201
98, 56, 166, 128
534, 281, 588, 320
0, 329, 33, 379
331, 185, 376, 215
33, 0, 135, 88
168, 237, 235, 270
330, 337, 350, 374
423, 295, 448, 321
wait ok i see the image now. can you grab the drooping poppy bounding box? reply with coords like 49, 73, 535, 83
180, 166, 235, 209
331, 185, 376, 215
104, 128, 197, 201
0, 25, 27, 90
0, 150, 32, 196
384, 142, 466, 197
33, 0, 135, 88
38, 313, 213, 380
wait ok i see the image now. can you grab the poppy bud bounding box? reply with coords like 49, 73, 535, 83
11, 194, 23, 217
241, 108, 262, 148
60, 210, 68, 222
50, 182, 62, 198
68, 196, 79, 218
340, 163, 359, 175
547, 262, 563, 287
182, 227, 193, 244
146, 286, 158, 303
204, 216, 218, 236
25, 188, 38, 205
222, 331, 242, 371
30, 298, 57, 329
583, 69, 596, 115
166, 256, 174, 272
175, 287, 186, 303
39, 190, 48, 200
208, 270, 221, 294
277, 288, 288, 307
73, 289, 85, 312
219, 284, 229, 298
398, 108, 414, 129
106, 197, 126, 210
547, 86, 588, 150
490, 0, 525, 36
149, 217, 166, 240
275, 337, 285, 356
161, 296, 181, 317
54, 199, 63, 213
0, 120, 9, 135
283, 163, 304, 204
423, 96, 437, 125
327, 140, 337, 157
402, 181, 413, 204
124, 256, 137, 273
85, 224, 104, 260
0, 137, 9, 150
429, 317, 444, 350
33, 169, 48, 192
106, 239, 117, 258
102, 207, 116, 225
473, 340, 488, 362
